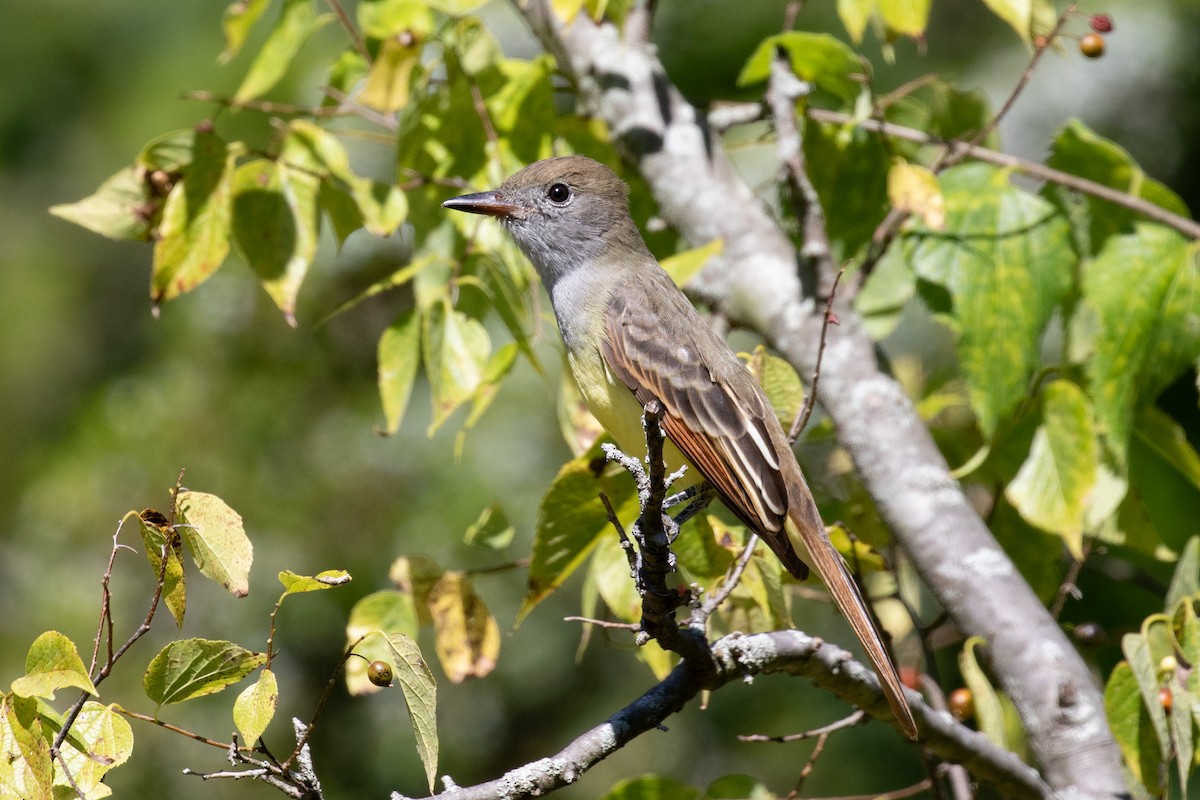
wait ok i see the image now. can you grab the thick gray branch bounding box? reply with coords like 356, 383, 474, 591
393, 632, 1049, 800
519, 3, 1125, 796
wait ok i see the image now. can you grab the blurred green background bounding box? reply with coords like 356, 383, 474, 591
1, 1, 1198, 797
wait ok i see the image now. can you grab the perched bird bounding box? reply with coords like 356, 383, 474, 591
444, 156, 917, 738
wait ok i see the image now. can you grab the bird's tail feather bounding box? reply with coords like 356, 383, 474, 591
784, 514, 918, 740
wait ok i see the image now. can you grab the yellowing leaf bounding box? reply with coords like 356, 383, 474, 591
519, 446, 638, 622
49, 166, 154, 242
979, 0, 1033, 44
177, 490, 253, 597
220, 0, 272, 63
423, 303, 491, 434
53, 702, 133, 797
660, 238, 723, 288
377, 633, 438, 792
151, 129, 237, 305
233, 668, 278, 745
379, 310, 422, 435
1, 694, 53, 800
889, 158, 945, 230
10, 632, 98, 700
278, 569, 352, 596
361, 35, 422, 113
426, 572, 500, 682
345, 590, 420, 695
837, 0, 877, 43
879, 0, 930, 37
137, 508, 187, 627
960, 637, 1026, 754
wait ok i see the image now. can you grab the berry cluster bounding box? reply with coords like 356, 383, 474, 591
1080, 13, 1114, 58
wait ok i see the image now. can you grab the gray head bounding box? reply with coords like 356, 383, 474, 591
443, 156, 652, 288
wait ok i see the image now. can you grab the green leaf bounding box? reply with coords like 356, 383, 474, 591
378, 309, 422, 435
0, 694, 53, 800
357, 0, 435, 40
1005, 380, 1097, 558
878, 0, 930, 37
361, 35, 422, 113
49, 166, 154, 242
1121, 626, 1172, 766
978, 0, 1055, 45
367, 633, 438, 792
234, 0, 331, 101
1166, 537, 1200, 613
738, 33, 861, 100
463, 503, 515, 550
1105, 661, 1164, 795
598, 774, 702, 800
278, 569, 352, 596
590, 532, 641, 622
744, 347, 805, 433
426, 0, 491, 13
804, 119, 891, 255
837, 0, 876, 43
53, 702, 133, 798
423, 303, 491, 434
221, 0, 273, 63
177, 490, 254, 597
1134, 407, 1200, 494
10, 632, 98, 701
231, 157, 319, 326
143, 638, 266, 705
959, 637, 1026, 755
1084, 226, 1200, 461
151, 128, 237, 305
519, 446, 639, 622
136, 508, 187, 627
426, 572, 500, 683
906, 164, 1074, 437
345, 589, 421, 695
233, 668, 278, 745
137, 129, 196, 173
1045, 119, 1191, 256
672, 514, 733, 581
660, 239, 722, 288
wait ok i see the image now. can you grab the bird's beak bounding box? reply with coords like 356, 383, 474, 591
442, 190, 524, 219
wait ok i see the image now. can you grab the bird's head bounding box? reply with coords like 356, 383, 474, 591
443, 156, 649, 287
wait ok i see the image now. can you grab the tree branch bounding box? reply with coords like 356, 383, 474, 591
516, 2, 1125, 795
393, 632, 1049, 800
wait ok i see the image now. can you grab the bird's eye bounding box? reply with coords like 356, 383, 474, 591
547, 183, 571, 204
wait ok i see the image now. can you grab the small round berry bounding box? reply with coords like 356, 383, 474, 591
1159, 655, 1178, 674
1079, 33, 1105, 58
1159, 686, 1173, 712
900, 666, 922, 692
949, 688, 975, 721
367, 660, 394, 687
1089, 13, 1113, 33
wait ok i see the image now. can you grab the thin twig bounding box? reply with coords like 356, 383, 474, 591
119, 709, 233, 750
694, 535, 759, 621
806, 779, 935, 800
740, 709, 867, 743
1049, 541, 1092, 620
563, 616, 641, 630
325, 0, 371, 64
962, 4, 1078, 153
789, 731, 829, 798
789, 265, 845, 442
281, 637, 365, 771
807, 107, 1200, 240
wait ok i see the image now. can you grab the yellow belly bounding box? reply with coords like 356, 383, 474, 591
566, 346, 701, 489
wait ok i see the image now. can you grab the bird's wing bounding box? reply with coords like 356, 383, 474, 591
600, 278, 792, 542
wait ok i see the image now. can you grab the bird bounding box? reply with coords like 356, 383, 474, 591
443, 155, 917, 739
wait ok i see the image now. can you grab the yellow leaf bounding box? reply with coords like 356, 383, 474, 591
888, 158, 945, 230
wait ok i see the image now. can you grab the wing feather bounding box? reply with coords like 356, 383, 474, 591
600, 273, 789, 537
